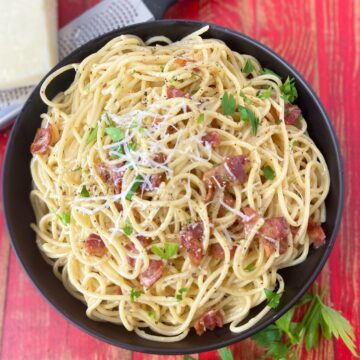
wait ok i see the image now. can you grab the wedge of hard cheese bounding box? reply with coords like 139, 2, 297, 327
0, 0, 58, 90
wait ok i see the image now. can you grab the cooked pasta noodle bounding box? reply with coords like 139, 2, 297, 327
30, 26, 330, 342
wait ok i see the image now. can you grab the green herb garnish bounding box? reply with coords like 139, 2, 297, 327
148, 310, 156, 319
125, 175, 143, 200
151, 243, 179, 260
109, 145, 124, 159
257, 86, 272, 100
80, 185, 90, 197
280, 76, 298, 103
244, 263, 256, 272
57, 212, 71, 226
130, 289, 143, 302
221, 91, 236, 116
239, 105, 259, 135
105, 127, 125, 142
123, 219, 132, 236
128, 142, 137, 151
86, 125, 98, 144
176, 287, 188, 301
243, 59, 254, 74
262, 165, 275, 180
197, 113, 205, 123
264, 288, 282, 309
218, 347, 234, 360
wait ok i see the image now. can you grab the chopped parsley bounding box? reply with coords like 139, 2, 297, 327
291, 140, 299, 148
218, 347, 234, 360
151, 243, 179, 260
264, 288, 282, 309
170, 76, 177, 82
245, 263, 256, 272
239, 105, 259, 135
191, 88, 200, 95
109, 145, 124, 159
160, 65, 164, 72
130, 289, 143, 302
105, 127, 125, 142
57, 212, 71, 226
148, 310, 156, 319
280, 76, 298, 103
125, 175, 143, 200
240, 90, 253, 105
86, 125, 98, 144
256, 86, 272, 100
262, 165, 275, 180
221, 91, 236, 116
176, 287, 188, 301
122, 219, 132, 236
128, 142, 137, 151
243, 59, 254, 74
80, 185, 90, 197
197, 113, 205, 123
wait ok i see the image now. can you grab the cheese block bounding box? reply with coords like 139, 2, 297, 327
0, 0, 58, 90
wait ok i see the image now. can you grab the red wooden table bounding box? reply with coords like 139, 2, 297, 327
0, 1, 359, 359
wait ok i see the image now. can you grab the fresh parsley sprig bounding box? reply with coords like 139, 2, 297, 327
151, 243, 179, 260
239, 105, 259, 135
280, 76, 298, 103
221, 91, 236, 116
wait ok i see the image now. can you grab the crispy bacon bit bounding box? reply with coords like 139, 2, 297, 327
30, 126, 53, 155
139, 260, 164, 289
166, 125, 177, 134
308, 219, 326, 248
284, 103, 302, 125
259, 217, 289, 256
174, 58, 195, 66
113, 286, 122, 295
290, 226, 299, 237
96, 163, 125, 194
242, 207, 261, 236
201, 131, 221, 147
218, 192, 235, 217
210, 243, 236, 260
153, 153, 167, 164
194, 309, 224, 336
180, 222, 204, 265
136, 235, 151, 247
167, 86, 190, 99
203, 155, 247, 201
85, 234, 107, 257
193, 67, 201, 72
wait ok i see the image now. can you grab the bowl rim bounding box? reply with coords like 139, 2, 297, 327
2, 19, 345, 355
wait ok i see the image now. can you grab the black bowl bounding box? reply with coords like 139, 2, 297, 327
2, 20, 344, 355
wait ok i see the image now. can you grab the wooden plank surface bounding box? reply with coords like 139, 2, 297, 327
1, 0, 359, 359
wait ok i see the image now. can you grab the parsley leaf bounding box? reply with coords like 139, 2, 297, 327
57, 212, 71, 226
239, 105, 259, 135
197, 113, 205, 123
243, 59, 254, 74
128, 142, 137, 151
109, 145, 124, 159
244, 263, 256, 272
86, 125, 98, 144
262, 165, 275, 180
264, 288, 282, 309
240, 90, 252, 105
105, 127, 125, 142
280, 76, 298, 103
130, 289, 143, 302
80, 185, 90, 197
176, 287, 188, 301
218, 347, 234, 360
221, 91, 236, 116
148, 310, 156, 319
257, 86, 272, 100
151, 243, 179, 260
125, 175, 143, 200
122, 219, 132, 236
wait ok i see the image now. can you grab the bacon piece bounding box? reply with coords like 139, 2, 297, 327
96, 163, 125, 194
201, 131, 221, 147
194, 309, 224, 336
149, 173, 166, 189
30, 126, 53, 155
203, 155, 247, 201
180, 222, 204, 265
218, 192, 235, 217
290, 226, 299, 237
167, 86, 190, 99
113, 286, 122, 295
153, 152, 167, 164
209, 243, 236, 260
139, 260, 164, 289
84, 234, 107, 257
308, 219, 326, 248
242, 207, 261, 236
259, 217, 289, 256
174, 58, 195, 66
284, 103, 302, 125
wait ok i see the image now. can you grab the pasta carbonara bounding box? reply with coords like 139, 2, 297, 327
30, 27, 330, 342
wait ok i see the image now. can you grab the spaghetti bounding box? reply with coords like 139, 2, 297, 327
30, 27, 330, 342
